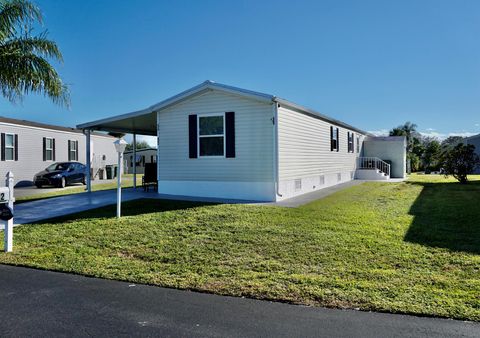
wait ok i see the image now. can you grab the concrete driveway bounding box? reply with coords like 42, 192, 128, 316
14, 178, 122, 199
0, 265, 477, 338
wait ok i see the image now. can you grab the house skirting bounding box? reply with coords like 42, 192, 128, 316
277, 170, 356, 201
158, 180, 275, 202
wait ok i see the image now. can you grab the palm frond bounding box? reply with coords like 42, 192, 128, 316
0, 34, 63, 61
0, 51, 70, 106
0, 0, 42, 41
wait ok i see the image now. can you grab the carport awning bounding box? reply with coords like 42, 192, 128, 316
77, 109, 157, 136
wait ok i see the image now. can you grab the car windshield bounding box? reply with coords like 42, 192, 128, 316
46, 163, 70, 171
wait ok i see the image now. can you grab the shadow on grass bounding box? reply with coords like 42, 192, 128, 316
404, 180, 480, 254
32, 198, 216, 225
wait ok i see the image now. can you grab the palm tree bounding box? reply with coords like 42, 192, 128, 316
0, 0, 69, 106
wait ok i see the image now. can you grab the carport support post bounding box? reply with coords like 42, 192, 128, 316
133, 133, 137, 189
4, 171, 14, 252
85, 129, 91, 192
116, 150, 123, 218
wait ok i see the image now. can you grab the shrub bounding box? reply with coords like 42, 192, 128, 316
441, 143, 479, 183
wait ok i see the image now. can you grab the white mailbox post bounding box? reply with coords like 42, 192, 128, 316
2, 172, 14, 252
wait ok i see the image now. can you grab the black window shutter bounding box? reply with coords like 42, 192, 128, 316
68, 140, 71, 161
336, 128, 340, 152
330, 126, 334, 151
225, 111, 235, 158
1, 133, 5, 161
76, 141, 79, 161
52, 138, 56, 161
14, 134, 18, 161
188, 114, 198, 158
348, 132, 351, 152
352, 133, 354, 153
43, 137, 46, 161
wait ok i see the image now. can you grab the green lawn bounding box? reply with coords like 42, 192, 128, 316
1, 174, 480, 321
15, 174, 143, 204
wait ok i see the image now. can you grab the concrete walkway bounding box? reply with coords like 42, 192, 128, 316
14, 177, 131, 198
0, 265, 477, 337
7, 188, 256, 226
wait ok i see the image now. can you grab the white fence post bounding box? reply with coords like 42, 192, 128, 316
3, 171, 14, 252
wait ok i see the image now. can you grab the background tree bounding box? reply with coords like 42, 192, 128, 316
0, 0, 69, 105
441, 136, 463, 150
421, 137, 441, 172
441, 143, 479, 183
125, 140, 150, 151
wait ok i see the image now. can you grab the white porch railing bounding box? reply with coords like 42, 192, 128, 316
357, 157, 390, 177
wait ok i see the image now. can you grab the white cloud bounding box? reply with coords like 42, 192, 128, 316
367, 129, 389, 136
419, 131, 478, 140
447, 132, 477, 138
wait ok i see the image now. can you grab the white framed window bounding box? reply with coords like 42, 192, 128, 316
356, 136, 360, 153
69, 140, 78, 161
5, 133, 14, 161
331, 126, 339, 151
45, 137, 54, 161
347, 132, 354, 153
198, 113, 225, 157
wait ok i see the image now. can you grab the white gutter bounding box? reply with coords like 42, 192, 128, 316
272, 101, 282, 199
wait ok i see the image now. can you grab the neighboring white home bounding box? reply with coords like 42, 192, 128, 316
124, 147, 157, 174
78, 81, 406, 202
0, 116, 118, 186
465, 134, 480, 173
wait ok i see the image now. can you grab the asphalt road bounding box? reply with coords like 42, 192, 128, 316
0, 265, 478, 337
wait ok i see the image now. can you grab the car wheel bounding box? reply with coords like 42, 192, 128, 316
35, 184, 43, 189
82, 175, 86, 185
58, 177, 66, 188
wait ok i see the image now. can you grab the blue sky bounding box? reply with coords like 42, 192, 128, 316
0, 0, 479, 144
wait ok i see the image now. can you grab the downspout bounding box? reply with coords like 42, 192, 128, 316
273, 101, 282, 199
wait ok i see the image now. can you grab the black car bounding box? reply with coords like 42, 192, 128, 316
34, 162, 87, 188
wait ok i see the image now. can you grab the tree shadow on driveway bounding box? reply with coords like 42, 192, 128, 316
404, 180, 480, 254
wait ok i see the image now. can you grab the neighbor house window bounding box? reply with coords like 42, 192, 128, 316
5, 134, 15, 161
68, 140, 78, 161
330, 126, 339, 152
347, 132, 354, 153
198, 114, 224, 157
44, 137, 54, 161
356, 136, 360, 153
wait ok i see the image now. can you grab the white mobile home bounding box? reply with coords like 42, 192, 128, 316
78, 81, 406, 202
124, 147, 157, 174
465, 134, 480, 174
0, 117, 118, 186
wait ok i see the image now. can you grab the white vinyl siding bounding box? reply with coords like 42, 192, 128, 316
0, 123, 117, 186
277, 105, 365, 196
157, 90, 274, 182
